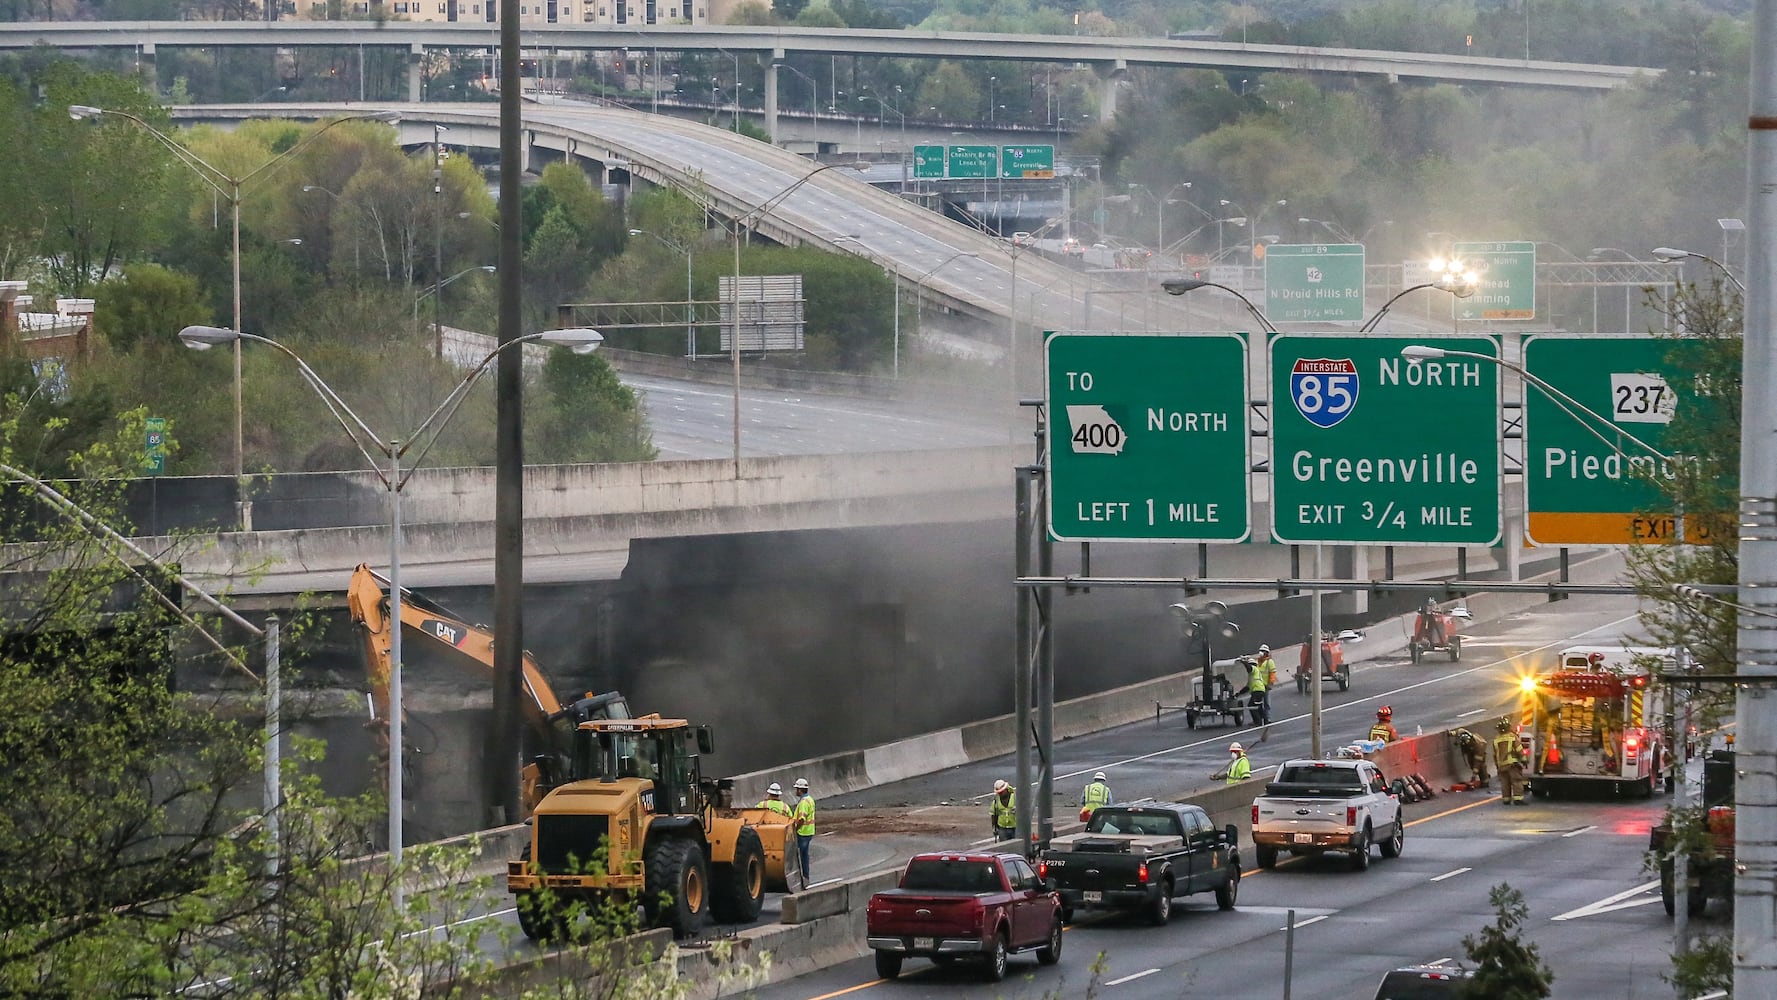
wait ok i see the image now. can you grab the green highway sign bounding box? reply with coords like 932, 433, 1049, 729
144, 415, 167, 476
1270, 335, 1501, 545
1523, 336, 1711, 545
1046, 332, 1251, 542
1001, 144, 1054, 179
1453, 241, 1535, 320
1264, 244, 1365, 324
947, 144, 999, 179
913, 145, 945, 180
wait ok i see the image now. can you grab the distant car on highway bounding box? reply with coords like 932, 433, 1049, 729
1372, 965, 1474, 998
866, 852, 1062, 982
1061, 237, 1085, 255
1010, 231, 1035, 246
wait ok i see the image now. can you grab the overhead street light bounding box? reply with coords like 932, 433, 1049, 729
1651, 246, 1745, 292
68, 104, 400, 506
178, 323, 600, 912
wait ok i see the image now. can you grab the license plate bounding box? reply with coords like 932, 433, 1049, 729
1294, 833, 1313, 844
913, 937, 934, 950
1083, 891, 1103, 903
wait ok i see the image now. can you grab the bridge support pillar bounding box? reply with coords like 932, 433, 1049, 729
409, 43, 424, 103
1093, 59, 1127, 122
139, 42, 157, 94
765, 55, 782, 144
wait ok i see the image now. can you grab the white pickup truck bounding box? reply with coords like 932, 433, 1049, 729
1250, 759, 1403, 872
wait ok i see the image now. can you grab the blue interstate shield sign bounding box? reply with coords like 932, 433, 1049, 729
1289, 358, 1360, 428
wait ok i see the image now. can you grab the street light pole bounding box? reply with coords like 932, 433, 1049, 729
1651, 246, 1746, 292
1163, 276, 1478, 756
68, 105, 397, 503
177, 323, 603, 912
432, 124, 449, 358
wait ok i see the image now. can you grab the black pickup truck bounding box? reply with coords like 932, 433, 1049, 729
1037, 801, 1240, 925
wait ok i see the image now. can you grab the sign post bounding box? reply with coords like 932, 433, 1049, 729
1263, 244, 1366, 324
1046, 332, 1251, 542
1453, 241, 1536, 320
1270, 335, 1502, 545
1523, 335, 1708, 544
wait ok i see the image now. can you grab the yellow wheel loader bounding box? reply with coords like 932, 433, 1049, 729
507, 715, 799, 938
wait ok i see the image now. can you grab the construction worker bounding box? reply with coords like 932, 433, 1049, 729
1368, 705, 1400, 743
990, 779, 1018, 840
1452, 729, 1490, 786
1080, 771, 1112, 820
1248, 646, 1275, 728
1494, 719, 1527, 805
756, 782, 792, 816
791, 778, 816, 881
1211, 742, 1252, 784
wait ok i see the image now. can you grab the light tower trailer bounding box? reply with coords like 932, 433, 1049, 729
1520, 645, 1669, 799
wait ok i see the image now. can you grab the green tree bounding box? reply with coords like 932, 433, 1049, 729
527, 350, 656, 465
93, 263, 213, 355
1457, 884, 1553, 1000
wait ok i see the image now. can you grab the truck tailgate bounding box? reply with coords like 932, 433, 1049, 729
1255, 797, 1353, 835
867, 891, 985, 936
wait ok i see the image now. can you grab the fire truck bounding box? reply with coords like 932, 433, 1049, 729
1519, 646, 1668, 799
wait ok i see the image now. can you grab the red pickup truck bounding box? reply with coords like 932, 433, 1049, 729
865, 852, 1063, 982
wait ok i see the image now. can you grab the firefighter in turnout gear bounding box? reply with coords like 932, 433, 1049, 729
991, 779, 1017, 840
1080, 771, 1112, 821
1369, 705, 1400, 743
1452, 729, 1490, 786
1494, 719, 1527, 804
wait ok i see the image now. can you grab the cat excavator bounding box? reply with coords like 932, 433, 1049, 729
347, 563, 801, 928
346, 562, 635, 813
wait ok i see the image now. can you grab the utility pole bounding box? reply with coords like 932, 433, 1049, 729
1734, 2, 1777, 994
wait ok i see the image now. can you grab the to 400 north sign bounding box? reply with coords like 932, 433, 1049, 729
1270, 336, 1502, 545
1046, 332, 1251, 542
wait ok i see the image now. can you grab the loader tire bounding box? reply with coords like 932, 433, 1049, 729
711, 826, 766, 924
645, 837, 709, 937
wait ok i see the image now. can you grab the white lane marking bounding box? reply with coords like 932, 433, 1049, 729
1283, 914, 1330, 930
1105, 969, 1160, 986
1027, 613, 1641, 796
805, 878, 843, 889
1550, 880, 1662, 921
1430, 867, 1472, 882
1456, 708, 1487, 718
1563, 825, 1598, 838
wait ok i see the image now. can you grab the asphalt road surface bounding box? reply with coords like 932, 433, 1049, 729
623, 371, 1019, 461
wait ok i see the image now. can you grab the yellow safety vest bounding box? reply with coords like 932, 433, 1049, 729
757, 798, 791, 816
1226, 755, 1251, 784
991, 791, 1017, 829
792, 795, 816, 836
1082, 781, 1112, 813
1369, 723, 1395, 742
1249, 661, 1270, 693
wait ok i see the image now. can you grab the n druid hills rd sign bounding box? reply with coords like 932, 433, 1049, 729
1046, 332, 1250, 542
1270, 335, 1502, 546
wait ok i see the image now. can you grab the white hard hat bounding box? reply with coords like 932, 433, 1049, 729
994, 779, 1010, 793
766, 782, 782, 796
793, 778, 809, 791
1229, 742, 1244, 753
1093, 771, 1107, 782
1258, 644, 1270, 653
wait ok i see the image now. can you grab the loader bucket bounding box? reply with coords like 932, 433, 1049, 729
732, 807, 802, 892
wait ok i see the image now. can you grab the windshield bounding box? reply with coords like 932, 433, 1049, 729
902, 859, 1002, 892
1085, 810, 1180, 836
